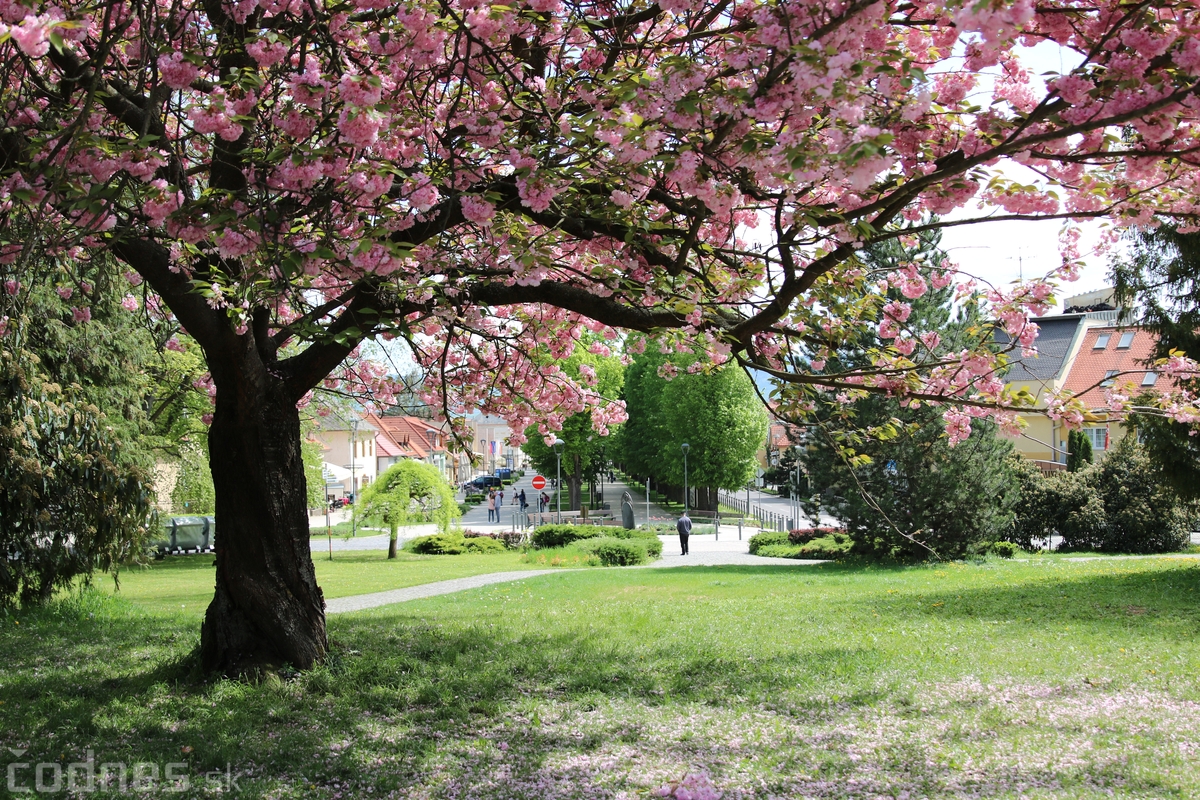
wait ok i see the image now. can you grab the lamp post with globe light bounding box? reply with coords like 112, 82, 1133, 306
681, 442, 690, 515
553, 437, 565, 521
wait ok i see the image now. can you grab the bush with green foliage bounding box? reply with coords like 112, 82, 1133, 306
1007, 457, 1106, 551
464, 530, 524, 549
1008, 439, 1193, 554
756, 535, 853, 560
406, 532, 506, 555
578, 537, 649, 566
987, 541, 1021, 559
0, 345, 153, 607
747, 531, 790, 554
1090, 436, 1192, 553
530, 524, 661, 558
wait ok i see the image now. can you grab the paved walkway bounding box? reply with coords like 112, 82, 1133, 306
326, 533, 823, 613
326, 570, 565, 613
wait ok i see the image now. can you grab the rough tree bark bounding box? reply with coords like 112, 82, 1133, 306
200, 344, 326, 674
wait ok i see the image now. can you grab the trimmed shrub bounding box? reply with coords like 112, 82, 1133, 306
756, 534, 853, 560
463, 536, 507, 553
1009, 440, 1192, 554
987, 540, 1021, 559
1008, 457, 1106, 551
787, 527, 845, 544
581, 537, 649, 566
747, 531, 790, 554
407, 532, 507, 555
530, 524, 661, 559
531, 524, 606, 549
463, 529, 524, 549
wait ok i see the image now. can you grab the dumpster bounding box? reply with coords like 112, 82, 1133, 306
149, 516, 216, 555
171, 516, 208, 550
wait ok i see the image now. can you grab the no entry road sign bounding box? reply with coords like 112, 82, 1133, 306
531, 475, 546, 490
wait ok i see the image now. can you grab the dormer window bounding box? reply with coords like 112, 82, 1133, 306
1100, 369, 1119, 387
1117, 331, 1135, 349
1093, 334, 1111, 349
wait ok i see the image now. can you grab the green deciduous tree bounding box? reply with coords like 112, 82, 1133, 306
356, 460, 459, 559
522, 345, 624, 511
618, 341, 766, 511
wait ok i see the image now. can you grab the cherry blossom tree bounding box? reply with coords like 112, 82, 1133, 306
3, 0, 1200, 672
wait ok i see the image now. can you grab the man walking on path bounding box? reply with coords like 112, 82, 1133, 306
676, 511, 692, 555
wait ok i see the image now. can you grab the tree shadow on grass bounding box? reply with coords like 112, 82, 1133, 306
4, 562, 1200, 798
908, 559, 1200, 630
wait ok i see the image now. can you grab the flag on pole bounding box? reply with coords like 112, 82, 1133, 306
490, 440, 496, 455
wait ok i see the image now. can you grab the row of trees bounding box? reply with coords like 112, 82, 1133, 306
616, 343, 767, 512
518, 336, 768, 513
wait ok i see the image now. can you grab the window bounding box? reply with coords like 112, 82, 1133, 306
1099, 369, 1119, 387
1117, 331, 1135, 349
1142, 372, 1158, 387
1083, 427, 1108, 451
1093, 333, 1111, 349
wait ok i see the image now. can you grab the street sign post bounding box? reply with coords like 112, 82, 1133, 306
531, 475, 546, 490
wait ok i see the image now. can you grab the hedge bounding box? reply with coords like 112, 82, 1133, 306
750, 529, 852, 560
406, 532, 507, 555
531, 524, 662, 559
579, 537, 649, 566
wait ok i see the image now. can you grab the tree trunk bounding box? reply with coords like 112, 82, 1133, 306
200, 373, 326, 675
388, 523, 398, 559
568, 453, 583, 511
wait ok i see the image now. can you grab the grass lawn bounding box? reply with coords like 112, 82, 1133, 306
97, 551, 542, 616
4, 557, 1200, 797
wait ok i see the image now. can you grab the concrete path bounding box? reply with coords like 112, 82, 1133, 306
326, 569, 566, 614
325, 532, 823, 613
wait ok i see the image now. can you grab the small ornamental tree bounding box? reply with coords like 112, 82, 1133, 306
355, 460, 459, 559
1066, 429, 1093, 473
4, 0, 1200, 670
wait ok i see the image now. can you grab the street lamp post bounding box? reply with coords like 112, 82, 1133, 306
350, 419, 358, 538
681, 442, 690, 515
553, 437, 565, 521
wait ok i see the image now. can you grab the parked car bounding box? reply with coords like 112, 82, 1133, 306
464, 475, 502, 492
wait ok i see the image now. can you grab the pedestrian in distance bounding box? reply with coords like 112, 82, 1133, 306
487, 490, 497, 522
498, 488, 505, 507
540, 491, 550, 512
519, 489, 527, 511
676, 510, 692, 555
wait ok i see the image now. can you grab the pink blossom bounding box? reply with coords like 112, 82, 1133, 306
460, 195, 496, 225
11, 15, 52, 57
4, 279, 20, 295
158, 52, 201, 90
56, 286, 73, 300
71, 306, 91, 323
943, 408, 972, 446
121, 294, 139, 312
